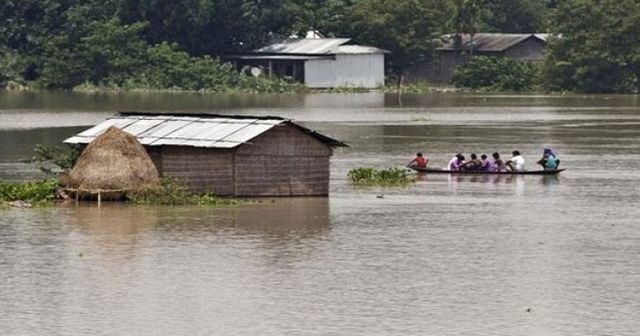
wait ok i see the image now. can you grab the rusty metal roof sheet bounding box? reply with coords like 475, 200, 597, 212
437, 33, 546, 52
64, 112, 347, 148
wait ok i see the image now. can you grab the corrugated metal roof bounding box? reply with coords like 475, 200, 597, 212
64, 113, 347, 148
438, 33, 546, 52
226, 55, 334, 61
335, 45, 388, 54
254, 38, 351, 54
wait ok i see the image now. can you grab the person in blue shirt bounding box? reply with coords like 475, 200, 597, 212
537, 148, 560, 170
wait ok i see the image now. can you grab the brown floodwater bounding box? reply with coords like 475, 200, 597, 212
1, 91, 640, 335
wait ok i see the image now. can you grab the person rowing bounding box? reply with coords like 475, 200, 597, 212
537, 148, 560, 170
408, 152, 428, 168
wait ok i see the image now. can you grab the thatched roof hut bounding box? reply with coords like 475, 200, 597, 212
66, 126, 159, 200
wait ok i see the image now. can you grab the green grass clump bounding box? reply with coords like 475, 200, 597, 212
0, 179, 58, 204
127, 177, 242, 206
348, 167, 411, 186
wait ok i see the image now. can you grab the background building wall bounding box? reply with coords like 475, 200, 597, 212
304, 54, 385, 88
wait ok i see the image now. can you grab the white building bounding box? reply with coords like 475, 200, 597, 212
226, 38, 387, 89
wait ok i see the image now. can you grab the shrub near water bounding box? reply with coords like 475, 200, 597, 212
0, 180, 57, 203
348, 167, 411, 186
451, 56, 538, 92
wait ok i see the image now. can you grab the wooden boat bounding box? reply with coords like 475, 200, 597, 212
408, 166, 565, 175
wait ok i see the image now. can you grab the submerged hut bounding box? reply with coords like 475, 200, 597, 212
66, 126, 159, 200
64, 113, 347, 197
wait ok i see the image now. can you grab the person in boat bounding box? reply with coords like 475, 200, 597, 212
463, 153, 482, 171
537, 148, 560, 170
447, 153, 465, 171
490, 152, 506, 172
506, 150, 526, 172
480, 154, 492, 172
408, 152, 428, 168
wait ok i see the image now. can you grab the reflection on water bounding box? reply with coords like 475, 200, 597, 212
2, 92, 640, 335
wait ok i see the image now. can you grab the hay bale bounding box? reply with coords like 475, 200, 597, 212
67, 126, 159, 198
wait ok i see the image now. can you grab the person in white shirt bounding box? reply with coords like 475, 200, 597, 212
506, 150, 526, 171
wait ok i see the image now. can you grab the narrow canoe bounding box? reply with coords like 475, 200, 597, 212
408, 166, 566, 175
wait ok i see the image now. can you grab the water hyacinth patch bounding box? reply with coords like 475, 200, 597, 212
0, 180, 58, 204
127, 177, 243, 206
348, 167, 411, 186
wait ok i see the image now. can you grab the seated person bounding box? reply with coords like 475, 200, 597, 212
447, 153, 465, 171
408, 152, 428, 168
506, 150, 526, 171
480, 154, 492, 171
537, 148, 560, 170
463, 153, 482, 171
490, 152, 506, 172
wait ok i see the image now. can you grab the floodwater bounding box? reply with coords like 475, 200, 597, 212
2, 91, 640, 335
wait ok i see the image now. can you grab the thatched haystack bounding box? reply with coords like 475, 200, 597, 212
66, 126, 159, 200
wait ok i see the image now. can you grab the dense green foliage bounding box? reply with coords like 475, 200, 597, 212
2, 0, 638, 93
541, 0, 640, 93
0, 180, 57, 203
348, 167, 411, 186
127, 177, 243, 205
28, 144, 81, 170
452, 56, 538, 91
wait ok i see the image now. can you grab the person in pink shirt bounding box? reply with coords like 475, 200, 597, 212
489, 152, 506, 172
447, 153, 465, 171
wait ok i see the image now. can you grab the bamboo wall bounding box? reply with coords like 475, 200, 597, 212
151, 124, 333, 196
159, 146, 235, 195
235, 125, 332, 196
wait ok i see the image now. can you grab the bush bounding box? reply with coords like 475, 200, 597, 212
27, 144, 81, 170
348, 167, 411, 186
451, 56, 538, 91
0, 180, 58, 203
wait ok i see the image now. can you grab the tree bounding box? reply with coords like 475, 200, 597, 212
483, 0, 549, 33
541, 0, 640, 93
344, 0, 454, 85
451, 0, 489, 56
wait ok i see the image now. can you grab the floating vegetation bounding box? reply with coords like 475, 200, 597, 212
348, 167, 411, 186
0, 179, 58, 204
127, 177, 243, 206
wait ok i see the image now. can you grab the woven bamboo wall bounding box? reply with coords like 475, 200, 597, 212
159, 146, 235, 195
235, 125, 332, 196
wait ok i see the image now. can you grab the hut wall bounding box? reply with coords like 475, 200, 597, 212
504, 38, 545, 61
235, 125, 332, 196
159, 146, 235, 195
407, 51, 468, 84
145, 146, 163, 174
304, 54, 385, 88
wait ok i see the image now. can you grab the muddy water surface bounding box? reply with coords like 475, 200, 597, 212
1, 91, 640, 335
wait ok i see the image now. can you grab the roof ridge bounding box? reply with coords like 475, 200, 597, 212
117, 111, 287, 121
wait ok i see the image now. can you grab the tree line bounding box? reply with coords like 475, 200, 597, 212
1, 0, 638, 93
